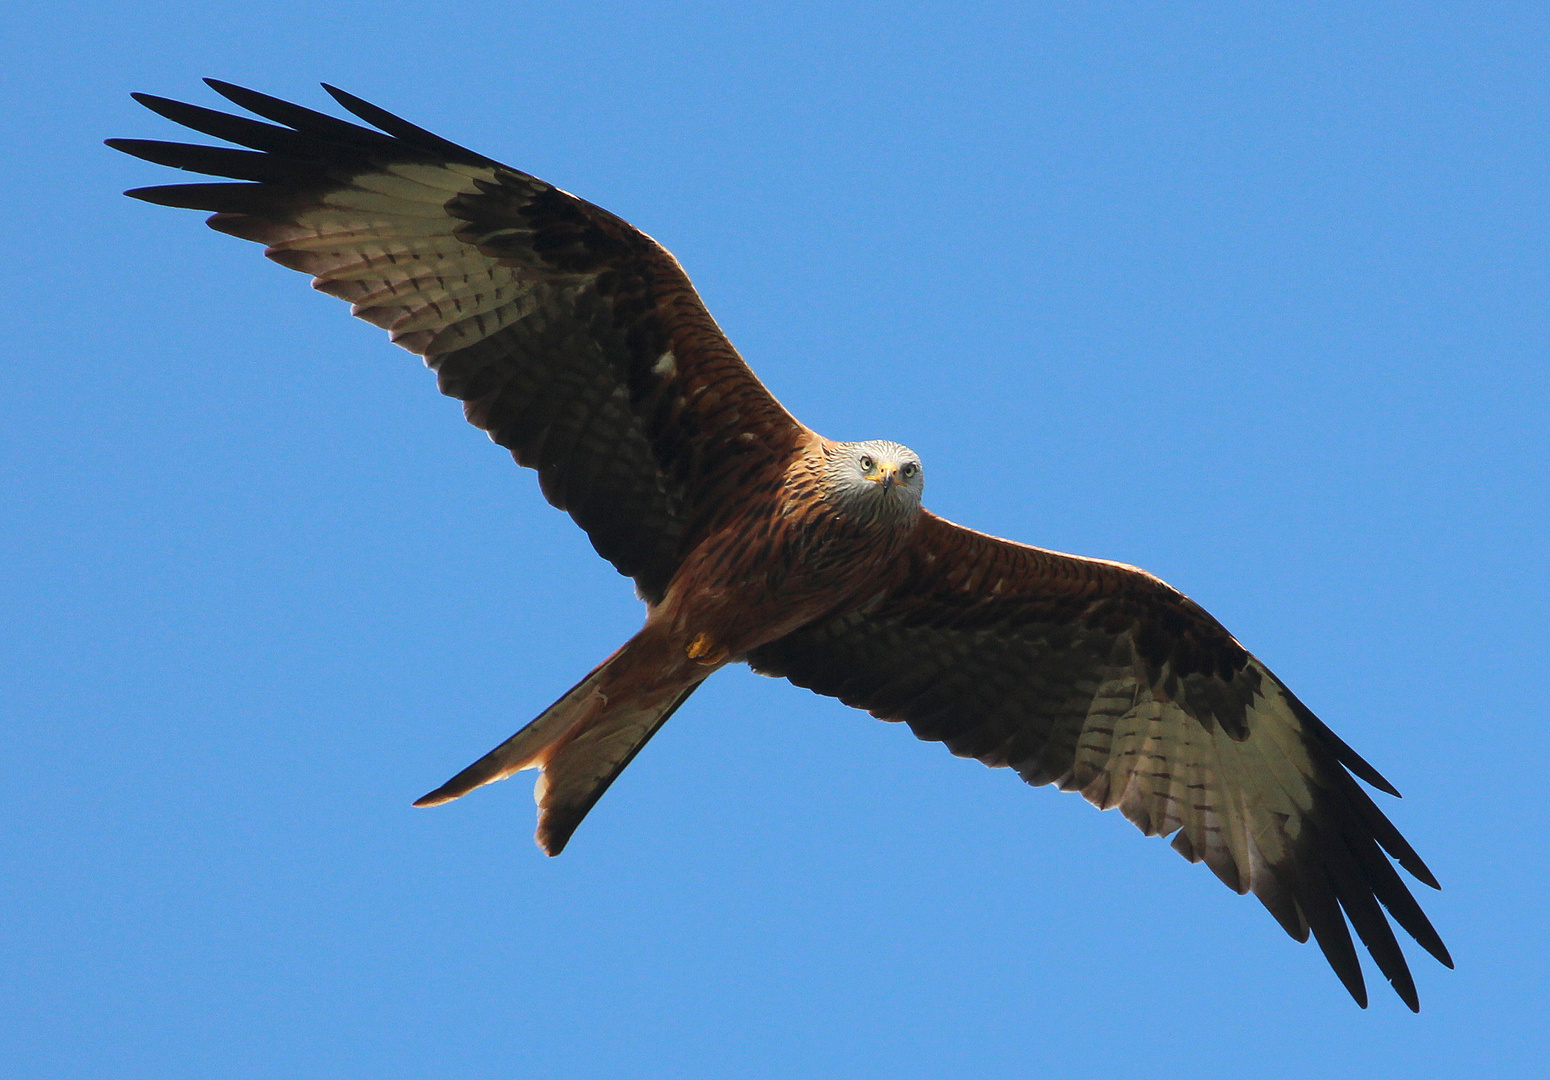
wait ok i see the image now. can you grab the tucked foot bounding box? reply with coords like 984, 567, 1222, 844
686, 632, 728, 666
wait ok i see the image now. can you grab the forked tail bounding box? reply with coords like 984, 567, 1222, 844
413, 640, 704, 855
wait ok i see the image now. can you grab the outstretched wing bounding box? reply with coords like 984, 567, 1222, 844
748, 511, 1452, 1010
110, 81, 809, 603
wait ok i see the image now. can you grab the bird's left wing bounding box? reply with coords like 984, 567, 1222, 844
109, 81, 809, 604
747, 511, 1451, 1010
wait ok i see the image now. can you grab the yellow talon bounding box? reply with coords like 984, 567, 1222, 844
686, 632, 727, 665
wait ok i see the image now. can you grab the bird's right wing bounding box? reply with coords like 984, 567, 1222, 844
748, 510, 1451, 1010
110, 81, 810, 603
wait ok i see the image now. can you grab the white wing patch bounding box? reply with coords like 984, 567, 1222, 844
1068, 657, 1320, 901
249, 164, 563, 360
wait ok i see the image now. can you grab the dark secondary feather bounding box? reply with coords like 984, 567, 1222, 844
109, 80, 807, 603
748, 512, 1452, 1011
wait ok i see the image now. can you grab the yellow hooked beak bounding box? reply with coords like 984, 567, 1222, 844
871, 461, 899, 490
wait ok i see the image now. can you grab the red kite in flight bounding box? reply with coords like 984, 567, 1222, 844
111, 81, 1452, 1010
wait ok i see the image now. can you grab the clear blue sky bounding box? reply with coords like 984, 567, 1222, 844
5, 2, 1547, 1076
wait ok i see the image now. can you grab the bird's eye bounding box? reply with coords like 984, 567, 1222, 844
859, 455, 874, 471
902, 462, 918, 478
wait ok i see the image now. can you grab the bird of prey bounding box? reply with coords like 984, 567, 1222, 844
110, 80, 1452, 1011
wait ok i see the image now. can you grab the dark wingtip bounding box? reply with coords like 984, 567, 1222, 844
318, 81, 393, 123
320, 82, 356, 105
129, 91, 196, 124
1280, 685, 1404, 797
318, 82, 497, 166
122, 184, 220, 207
201, 78, 284, 113
1392, 974, 1421, 1013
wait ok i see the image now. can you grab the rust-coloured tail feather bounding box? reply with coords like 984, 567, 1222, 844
534, 683, 701, 856
414, 637, 705, 855
412, 656, 617, 809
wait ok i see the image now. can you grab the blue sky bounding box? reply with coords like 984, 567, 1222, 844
4, 2, 1548, 1076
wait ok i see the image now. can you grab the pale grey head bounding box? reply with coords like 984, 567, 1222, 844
821, 439, 924, 525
